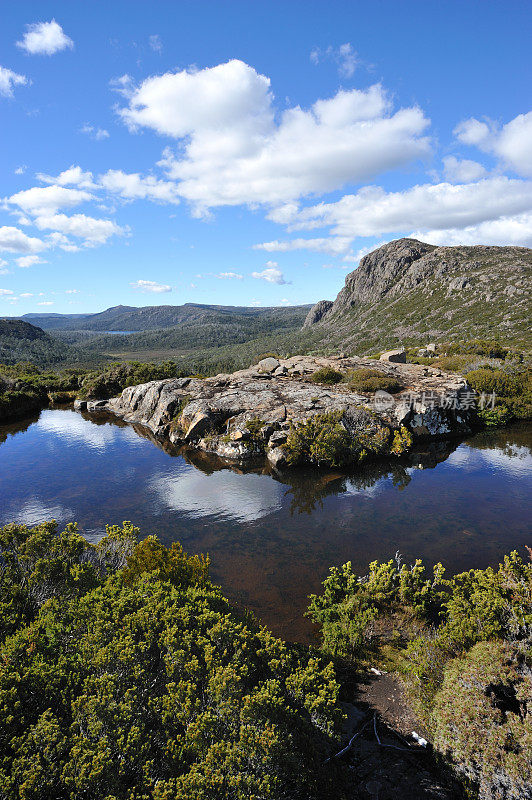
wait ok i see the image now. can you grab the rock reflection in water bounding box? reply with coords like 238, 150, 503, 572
0, 409, 530, 641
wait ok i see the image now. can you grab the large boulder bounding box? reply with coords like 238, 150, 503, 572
379, 348, 406, 364
256, 357, 280, 373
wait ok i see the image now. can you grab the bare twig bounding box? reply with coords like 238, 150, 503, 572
373, 713, 414, 753
324, 716, 372, 762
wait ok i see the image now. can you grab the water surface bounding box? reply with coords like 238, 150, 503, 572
1, 409, 530, 640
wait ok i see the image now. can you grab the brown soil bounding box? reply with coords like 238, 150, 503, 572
332, 671, 465, 800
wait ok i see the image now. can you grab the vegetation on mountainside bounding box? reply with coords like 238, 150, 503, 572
309, 243, 532, 353
2, 308, 318, 372
0, 521, 344, 800
78, 360, 188, 399
308, 550, 532, 799
0, 320, 80, 367
20, 302, 312, 333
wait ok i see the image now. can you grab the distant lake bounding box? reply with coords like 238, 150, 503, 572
1, 409, 530, 641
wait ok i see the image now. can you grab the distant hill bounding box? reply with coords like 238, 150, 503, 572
304, 238, 532, 351
16, 303, 312, 332
0, 319, 77, 366
0, 319, 48, 341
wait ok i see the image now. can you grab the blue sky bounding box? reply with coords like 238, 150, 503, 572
1, 0, 531, 314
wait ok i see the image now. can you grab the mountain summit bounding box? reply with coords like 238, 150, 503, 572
304, 238, 531, 351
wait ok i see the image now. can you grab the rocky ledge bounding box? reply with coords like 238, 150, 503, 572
76, 354, 475, 469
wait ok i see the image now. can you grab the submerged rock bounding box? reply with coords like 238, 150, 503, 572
83, 355, 475, 468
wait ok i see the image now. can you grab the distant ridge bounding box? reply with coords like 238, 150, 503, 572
12, 302, 312, 332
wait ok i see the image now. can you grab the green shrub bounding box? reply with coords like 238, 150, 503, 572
432, 641, 532, 799
308, 557, 447, 660
285, 411, 354, 467
48, 389, 77, 403
435, 355, 475, 372
310, 549, 532, 675
468, 366, 532, 421
390, 426, 413, 455
244, 417, 267, 452
347, 368, 402, 394
0, 521, 344, 800
478, 404, 514, 427
79, 361, 185, 400
309, 366, 344, 385
444, 339, 510, 359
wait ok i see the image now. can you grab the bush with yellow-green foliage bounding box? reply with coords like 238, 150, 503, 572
390, 425, 413, 455
284, 410, 393, 468
404, 338, 532, 425
347, 368, 403, 394
0, 521, 344, 800
309, 366, 344, 385
432, 640, 531, 800
308, 550, 532, 800
467, 365, 532, 422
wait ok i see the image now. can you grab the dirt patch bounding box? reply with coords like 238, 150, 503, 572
331, 672, 465, 800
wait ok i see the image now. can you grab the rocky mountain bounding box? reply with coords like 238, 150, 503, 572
304, 238, 532, 352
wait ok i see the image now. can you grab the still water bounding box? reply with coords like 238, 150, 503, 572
1, 408, 531, 640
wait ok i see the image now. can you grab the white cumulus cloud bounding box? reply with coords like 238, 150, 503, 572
411, 213, 532, 248
278, 176, 532, 240
0, 66, 28, 98
17, 20, 74, 56
0, 226, 46, 254
442, 156, 487, 183
116, 60, 430, 213
8, 185, 93, 215
37, 166, 98, 190
455, 111, 532, 177
33, 213, 126, 246
16, 255, 46, 268
252, 263, 289, 284
99, 170, 180, 203
130, 279, 172, 293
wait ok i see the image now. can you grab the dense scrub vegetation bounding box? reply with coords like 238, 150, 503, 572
0, 321, 79, 368
78, 360, 189, 399
347, 368, 403, 394
283, 410, 411, 468
309, 366, 344, 385
0, 521, 344, 800
308, 551, 532, 798
0, 362, 86, 422
405, 339, 532, 425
